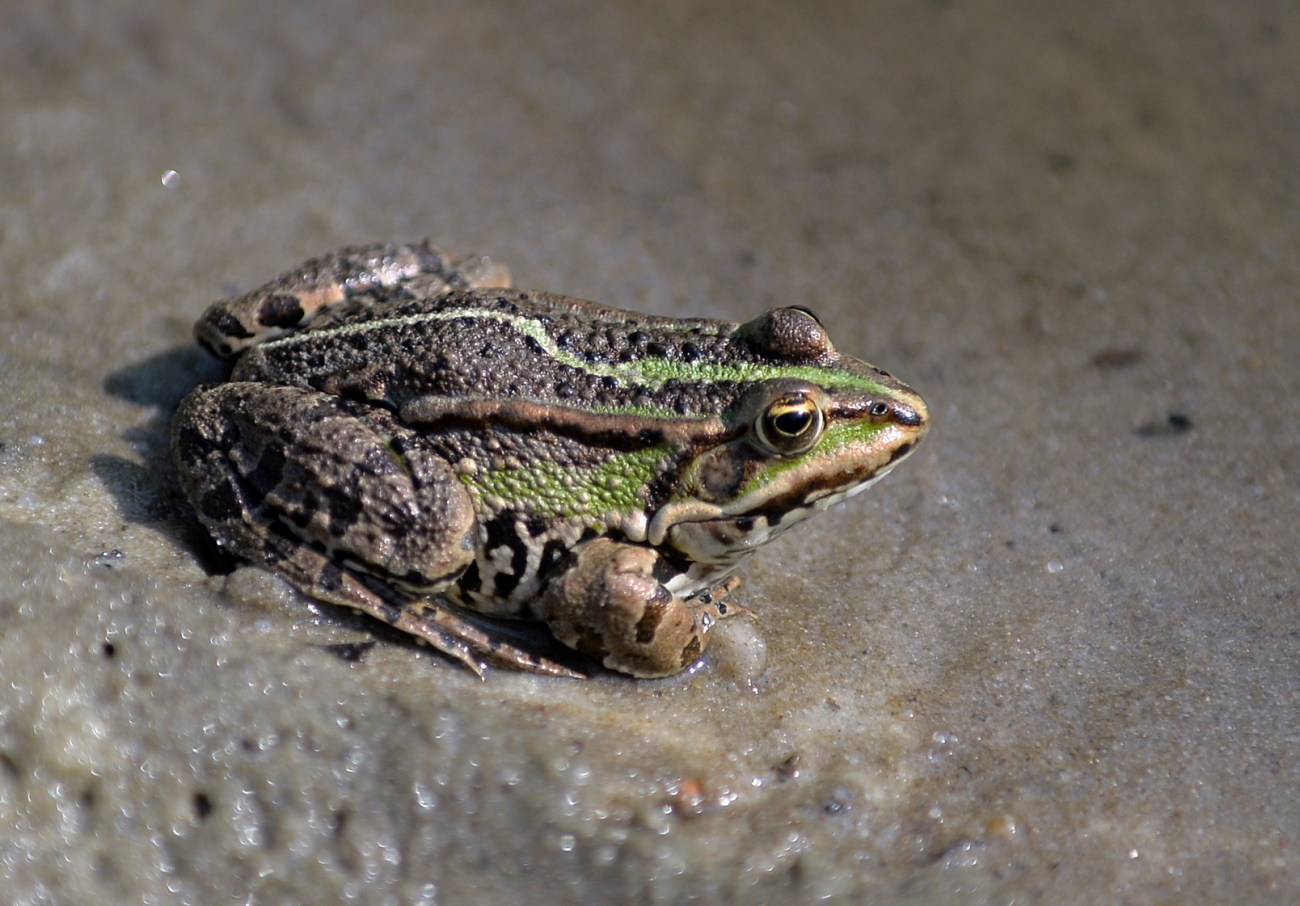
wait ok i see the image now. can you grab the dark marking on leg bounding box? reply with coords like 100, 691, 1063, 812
199, 480, 240, 522
678, 635, 702, 668
257, 294, 306, 328
458, 559, 482, 595
634, 587, 671, 645
483, 511, 527, 599
538, 537, 570, 579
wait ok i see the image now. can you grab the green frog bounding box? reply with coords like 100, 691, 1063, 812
172, 242, 928, 678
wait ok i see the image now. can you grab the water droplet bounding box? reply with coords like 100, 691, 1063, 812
161, 169, 180, 188
1046, 560, 1064, 574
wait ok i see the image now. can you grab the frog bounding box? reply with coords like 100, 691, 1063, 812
171, 241, 929, 678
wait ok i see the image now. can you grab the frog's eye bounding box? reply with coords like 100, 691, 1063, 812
785, 305, 823, 326
755, 392, 825, 455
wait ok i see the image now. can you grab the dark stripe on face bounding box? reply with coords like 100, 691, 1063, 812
742, 467, 878, 518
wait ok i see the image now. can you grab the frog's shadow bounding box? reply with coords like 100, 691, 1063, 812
94, 344, 228, 566
94, 346, 591, 674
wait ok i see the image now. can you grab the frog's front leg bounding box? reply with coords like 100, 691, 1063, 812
172, 382, 581, 678
538, 538, 746, 677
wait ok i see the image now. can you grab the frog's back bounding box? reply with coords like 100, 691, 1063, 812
231, 288, 870, 421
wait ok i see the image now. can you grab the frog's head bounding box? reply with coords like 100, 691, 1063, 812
650, 307, 928, 563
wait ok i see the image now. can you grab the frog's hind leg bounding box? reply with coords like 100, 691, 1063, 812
251, 532, 585, 679
195, 241, 513, 358
172, 381, 581, 678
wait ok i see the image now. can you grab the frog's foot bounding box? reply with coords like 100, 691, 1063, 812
195, 241, 512, 358
539, 539, 750, 678
693, 574, 750, 617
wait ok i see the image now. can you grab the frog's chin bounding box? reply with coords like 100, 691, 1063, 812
649, 454, 909, 555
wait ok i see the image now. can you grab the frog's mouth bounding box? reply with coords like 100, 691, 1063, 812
729, 435, 920, 519
646, 415, 924, 552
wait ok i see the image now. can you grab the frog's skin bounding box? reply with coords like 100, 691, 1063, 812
172, 242, 928, 678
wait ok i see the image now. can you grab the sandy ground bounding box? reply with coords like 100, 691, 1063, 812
1, 2, 1296, 903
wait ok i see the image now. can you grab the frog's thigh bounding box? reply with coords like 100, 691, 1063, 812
539, 538, 732, 678
173, 382, 477, 587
